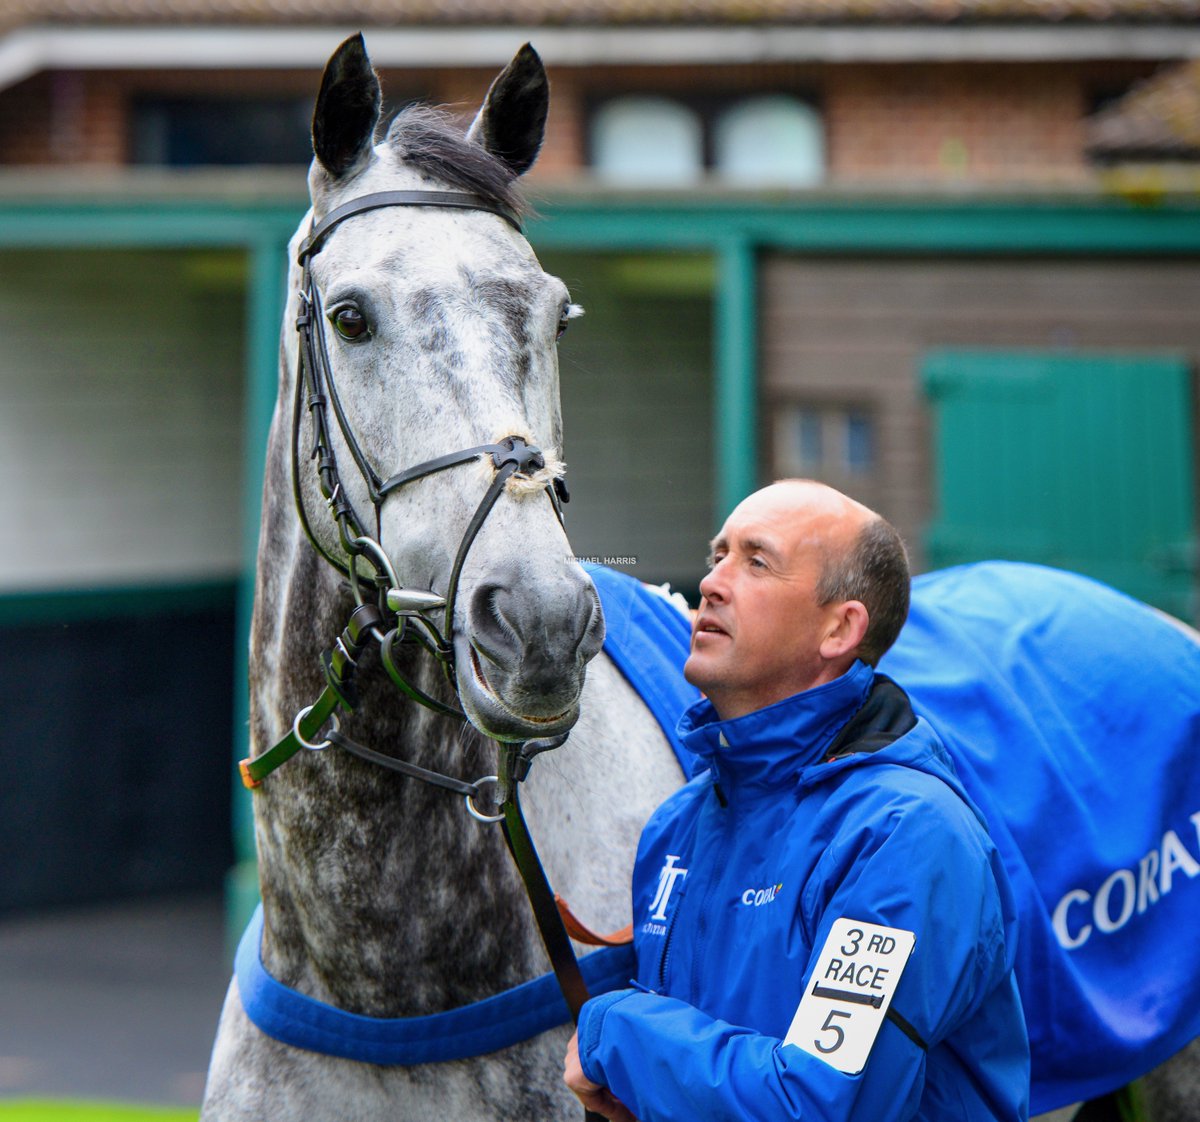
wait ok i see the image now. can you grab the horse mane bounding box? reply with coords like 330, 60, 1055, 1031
385, 105, 527, 218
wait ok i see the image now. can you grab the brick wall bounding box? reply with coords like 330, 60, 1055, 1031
530, 69, 586, 181
0, 70, 127, 165
826, 63, 1088, 186
529, 59, 1159, 187
548, 59, 1157, 187
0, 56, 1161, 183
0, 74, 52, 164
0, 62, 584, 171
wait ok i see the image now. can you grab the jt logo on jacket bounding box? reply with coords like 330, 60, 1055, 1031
647, 855, 688, 922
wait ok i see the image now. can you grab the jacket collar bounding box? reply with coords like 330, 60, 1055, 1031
676, 660, 875, 792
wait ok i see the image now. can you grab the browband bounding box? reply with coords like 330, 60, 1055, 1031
299, 190, 523, 262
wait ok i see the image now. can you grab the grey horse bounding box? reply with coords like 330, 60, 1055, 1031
201, 35, 682, 1121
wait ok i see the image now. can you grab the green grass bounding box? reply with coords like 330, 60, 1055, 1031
0, 1104, 197, 1122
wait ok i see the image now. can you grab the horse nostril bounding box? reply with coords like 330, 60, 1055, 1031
579, 584, 605, 658
469, 582, 520, 666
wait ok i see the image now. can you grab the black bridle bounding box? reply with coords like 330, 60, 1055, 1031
245, 189, 601, 1065
290, 189, 567, 717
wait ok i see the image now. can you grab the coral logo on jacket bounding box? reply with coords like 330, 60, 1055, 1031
742, 882, 784, 907
648, 854, 688, 921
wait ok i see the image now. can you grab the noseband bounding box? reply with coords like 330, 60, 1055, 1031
290, 189, 567, 718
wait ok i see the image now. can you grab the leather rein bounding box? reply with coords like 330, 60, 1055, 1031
241, 190, 610, 1050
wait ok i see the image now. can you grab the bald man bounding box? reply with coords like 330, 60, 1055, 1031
564, 481, 1029, 1122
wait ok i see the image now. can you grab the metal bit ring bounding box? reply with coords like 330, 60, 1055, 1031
293, 705, 342, 751
465, 775, 504, 823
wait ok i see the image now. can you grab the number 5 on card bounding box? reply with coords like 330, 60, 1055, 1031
783, 918, 916, 1074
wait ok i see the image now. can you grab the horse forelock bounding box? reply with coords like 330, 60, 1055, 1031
384, 104, 526, 219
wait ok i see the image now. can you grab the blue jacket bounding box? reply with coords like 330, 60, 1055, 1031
577, 660, 1030, 1122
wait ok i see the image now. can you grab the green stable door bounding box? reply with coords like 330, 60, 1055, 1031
922, 350, 1197, 621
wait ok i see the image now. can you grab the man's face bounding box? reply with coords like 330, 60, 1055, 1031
684, 482, 866, 721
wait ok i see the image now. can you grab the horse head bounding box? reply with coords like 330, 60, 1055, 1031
286, 34, 602, 741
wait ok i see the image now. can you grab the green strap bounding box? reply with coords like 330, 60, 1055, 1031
239, 686, 342, 788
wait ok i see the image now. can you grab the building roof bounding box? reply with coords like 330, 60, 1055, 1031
3, 0, 1198, 93
5, 0, 1200, 27
1088, 60, 1200, 157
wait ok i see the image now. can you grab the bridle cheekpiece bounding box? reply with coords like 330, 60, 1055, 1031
288, 189, 567, 722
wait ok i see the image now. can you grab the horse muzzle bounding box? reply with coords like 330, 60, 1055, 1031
454, 565, 605, 740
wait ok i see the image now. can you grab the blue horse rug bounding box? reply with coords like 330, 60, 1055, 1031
591, 561, 1200, 1110
590, 560, 1200, 1110
879, 561, 1200, 1112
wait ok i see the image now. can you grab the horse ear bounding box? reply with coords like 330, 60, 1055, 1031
312, 33, 382, 178
466, 43, 549, 177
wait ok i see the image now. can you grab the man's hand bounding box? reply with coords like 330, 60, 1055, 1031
563, 1030, 638, 1122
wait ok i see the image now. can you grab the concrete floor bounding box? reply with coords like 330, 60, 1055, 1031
0, 892, 229, 1107
0, 893, 1112, 1120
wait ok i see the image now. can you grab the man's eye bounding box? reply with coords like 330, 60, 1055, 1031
331, 306, 370, 341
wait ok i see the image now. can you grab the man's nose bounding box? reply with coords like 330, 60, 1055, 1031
699, 563, 726, 602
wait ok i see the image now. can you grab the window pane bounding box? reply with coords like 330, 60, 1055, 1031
845, 411, 875, 473
592, 97, 703, 185
714, 96, 824, 186
131, 97, 314, 166
777, 406, 824, 473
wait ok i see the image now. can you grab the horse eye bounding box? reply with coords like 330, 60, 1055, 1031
331, 306, 370, 341
557, 302, 578, 341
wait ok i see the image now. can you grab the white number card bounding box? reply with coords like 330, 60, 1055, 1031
782, 918, 916, 1074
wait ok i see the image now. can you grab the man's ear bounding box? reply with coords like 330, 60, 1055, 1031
819, 601, 870, 663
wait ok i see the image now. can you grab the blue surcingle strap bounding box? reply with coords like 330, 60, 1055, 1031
236, 905, 635, 1065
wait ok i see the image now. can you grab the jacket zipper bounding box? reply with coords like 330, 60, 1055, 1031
689, 789, 736, 1004
656, 877, 686, 991
654, 784, 711, 993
